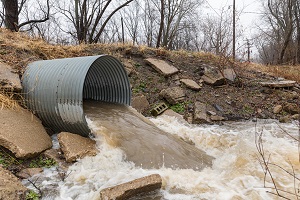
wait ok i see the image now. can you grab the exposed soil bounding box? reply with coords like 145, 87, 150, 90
126, 54, 300, 122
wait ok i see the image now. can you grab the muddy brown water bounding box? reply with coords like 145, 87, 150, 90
83, 100, 214, 170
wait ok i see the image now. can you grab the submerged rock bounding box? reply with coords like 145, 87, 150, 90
57, 132, 97, 162
0, 108, 52, 158
100, 174, 162, 200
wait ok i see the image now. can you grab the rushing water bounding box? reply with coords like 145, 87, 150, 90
23, 102, 299, 200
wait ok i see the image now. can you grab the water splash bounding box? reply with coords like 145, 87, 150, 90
26, 102, 299, 200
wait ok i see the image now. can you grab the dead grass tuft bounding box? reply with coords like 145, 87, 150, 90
0, 91, 21, 110
246, 63, 300, 83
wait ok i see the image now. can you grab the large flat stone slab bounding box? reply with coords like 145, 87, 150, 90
0, 108, 52, 158
0, 166, 27, 200
145, 58, 179, 77
180, 79, 201, 91
57, 132, 97, 162
100, 174, 162, 200
260, 80, 296, 88
159, 87, 185, 104
0, 62, 22, 91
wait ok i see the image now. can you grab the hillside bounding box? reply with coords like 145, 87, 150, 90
0, 28, 299, 123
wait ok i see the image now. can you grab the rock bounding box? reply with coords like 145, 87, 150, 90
100, 174, 162, 200
0, 62, 22, 92
223, 68, 237, 81
122, 60, 135, 76
0, 166, 27, 200
279, 116, 291, 123
42, 149, 70, 171
159, 87, 185, 105
201, 73, 226, 86
0, 108, 52, 158
213, 104, 224, 112
260, 80, 296, 88
162, 109, 185, 123
180, 79, 201, 91
273, 105, 283, 114
145, 58, 179, 77
210, 115, 225, 121
292, 114, 299, 120
283, 103, 299, 114
16, 168, 43, 179
193, 102, 211, 124
131, 95, 150, 113
207, 111, 217, 116
57, 132, 97, 162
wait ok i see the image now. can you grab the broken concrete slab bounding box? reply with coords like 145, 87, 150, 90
100, 174, 162, 200
193, 102, 211, 124
180, 79, 201, 91
159, 87, 185, 105
122, 60, 136, 76
0, 166, 27, 200
57, 132, 97, 162
260, 80, 296, 88
131, 95, 150, 113
145, 58, 179, 77
0, 62, 22, 92
0, 108, 52, 158
201, 73, 226, 86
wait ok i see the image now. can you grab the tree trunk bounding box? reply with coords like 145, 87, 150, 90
156, 0, 164, 48
1, 0, 18, 31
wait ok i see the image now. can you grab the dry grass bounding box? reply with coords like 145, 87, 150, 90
246, 63, 300, 83
0, 91, 20, 110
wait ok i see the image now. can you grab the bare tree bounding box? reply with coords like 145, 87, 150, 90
57, 0, 134, 44
256, 0, 299, 64
0, 0, 50, 31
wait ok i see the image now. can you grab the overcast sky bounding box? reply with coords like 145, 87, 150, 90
204, 0, 263, 38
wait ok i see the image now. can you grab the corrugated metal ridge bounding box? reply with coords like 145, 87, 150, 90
22, 55, 131, 137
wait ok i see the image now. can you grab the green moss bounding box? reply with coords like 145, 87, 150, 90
29, 156, 56, 168
170, 103, 186, 114
26, 190, 40, 200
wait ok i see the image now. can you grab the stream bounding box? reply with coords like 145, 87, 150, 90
22, 102, 299, 200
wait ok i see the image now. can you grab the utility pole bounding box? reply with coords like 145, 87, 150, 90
232, 0, 236, 60
246, 39, 253, 62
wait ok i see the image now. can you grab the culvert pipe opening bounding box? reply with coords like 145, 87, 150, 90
22, 55, 131, 137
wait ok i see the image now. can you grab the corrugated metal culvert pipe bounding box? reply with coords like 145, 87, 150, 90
22, 55, 131, 137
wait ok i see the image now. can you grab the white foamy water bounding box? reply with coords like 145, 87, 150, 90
30, 116, 299, 200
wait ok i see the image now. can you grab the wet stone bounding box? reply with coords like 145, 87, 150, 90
100, 174, 162, 200
131, 95, 150, 113
16, 168, 43, 179
193, 102, 211, 124
57, 132, 97, 162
